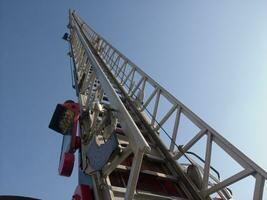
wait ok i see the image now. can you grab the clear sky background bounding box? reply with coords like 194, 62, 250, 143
0, 0, 267, 199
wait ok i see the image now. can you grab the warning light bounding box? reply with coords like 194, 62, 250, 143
49, 104, 75, 135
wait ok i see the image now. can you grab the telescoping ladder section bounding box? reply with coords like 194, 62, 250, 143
69, 11, 267, 200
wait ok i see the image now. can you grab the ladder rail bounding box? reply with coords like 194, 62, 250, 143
71, 11, 267, 199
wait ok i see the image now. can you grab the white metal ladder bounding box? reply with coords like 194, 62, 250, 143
68, 10, 267, 200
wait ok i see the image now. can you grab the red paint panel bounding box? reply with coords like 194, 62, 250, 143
72, 185, 94, 200
58, 152, 75, 177
63, 102, 80, 151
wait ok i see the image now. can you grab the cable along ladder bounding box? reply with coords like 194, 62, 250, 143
57, 10, 267, 200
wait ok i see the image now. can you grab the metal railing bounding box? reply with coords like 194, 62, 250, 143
72, 11, 267, 200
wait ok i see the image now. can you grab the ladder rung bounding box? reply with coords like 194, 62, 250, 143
144, 152, 165, 163
116, 134, 129, 147
141, 169, 177, 182
116, 165, 176, 182
111, 186, 187, 200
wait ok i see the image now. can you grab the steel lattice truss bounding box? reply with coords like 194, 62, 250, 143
68, 10, 267, 200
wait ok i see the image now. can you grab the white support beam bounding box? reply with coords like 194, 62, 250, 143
130, 76, 145, 98
151, 89, 161, 126
173, 129, 207, 160
203, 168, 254, 197
253, 173, 265, 200
154, 104, 177, 131
121, 67, 135, 86
102, 146, 132, 177
202, 132, 213, 190
169, 106, 181, 152
141, 87, 158, 111
125, 149, 144, 200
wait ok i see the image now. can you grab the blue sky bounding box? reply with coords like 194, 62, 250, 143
0, 0, 267, 199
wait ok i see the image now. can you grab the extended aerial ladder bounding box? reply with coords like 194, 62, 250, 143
49, 10, 267, 200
